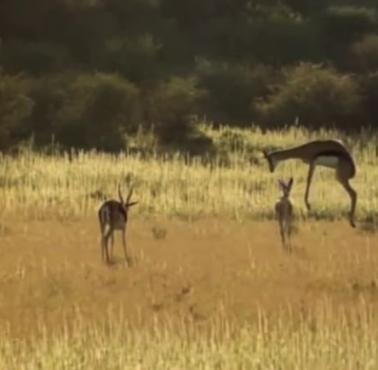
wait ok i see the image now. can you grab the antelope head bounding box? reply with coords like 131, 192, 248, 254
278, 177, 293, 198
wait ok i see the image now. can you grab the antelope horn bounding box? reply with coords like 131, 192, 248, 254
288, 177, 294, 188
118, 183, 124, 203
126, 186, 134, 204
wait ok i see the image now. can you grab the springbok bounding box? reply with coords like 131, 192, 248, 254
263, 139, 357, 227
98, 185, 138, 265
275, 177, 294, 250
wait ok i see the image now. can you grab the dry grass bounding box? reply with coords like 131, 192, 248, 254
0, 125, 377, 224
1, 219, 378, 368
0, 125, 378, 368
1, 305, 378, 369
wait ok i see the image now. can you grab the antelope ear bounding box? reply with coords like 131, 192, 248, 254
278, 180, 285, 189
288, 177, 294, 189
126, 201, 138, 207
118, 183, 124, 203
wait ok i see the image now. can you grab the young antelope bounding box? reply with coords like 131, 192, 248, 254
98, 185, 138, 266
275, 177, 294, 250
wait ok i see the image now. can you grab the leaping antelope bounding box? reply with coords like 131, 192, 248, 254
98, 185, 138, 265
275, 177, 294, 250
263, 139, 357, 227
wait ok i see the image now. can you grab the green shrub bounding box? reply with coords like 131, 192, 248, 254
101, 34, 162, 83
349, 34, 378, 72
54, 73, 141, 151
247, 17, 323, 65
318, 6, 378, 64
0, 41, 71, 75
26, 74, 73, 146
0, 74, 34, 150
255, 63, 363, 129
145, 76, 205, 144
196, 60, 279, 124
359, 72, 378, 123
321, 6, 377, 42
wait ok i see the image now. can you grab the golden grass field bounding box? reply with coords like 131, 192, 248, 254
0, 126, 378, 369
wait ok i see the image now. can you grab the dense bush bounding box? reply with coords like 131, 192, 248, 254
0, 74, 33, 150
255, 63, 363, 128
0, 41, 71, 75
349, 34, 378, 72
53, 73, 141, 151
101, 35, 163, 83
318, 6, 378, 65
196, 60, 279, 124
320, 6, 378, 44
359, 72, 378, 123
0, 0, 378, 152
145, 76, 205, 144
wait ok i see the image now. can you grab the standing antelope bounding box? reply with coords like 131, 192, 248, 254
263, 139, 357, 227
98, 185, 138, 266
275, 177, 294, 250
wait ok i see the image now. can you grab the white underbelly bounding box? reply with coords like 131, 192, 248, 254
315, 156, 339, 168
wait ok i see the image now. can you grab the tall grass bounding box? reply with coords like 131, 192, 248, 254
0, 125, 376, 224
1, 301, 377, 369
1, 125, 378, 369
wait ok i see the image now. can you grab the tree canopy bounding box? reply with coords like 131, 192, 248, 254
0, 0, 377, 151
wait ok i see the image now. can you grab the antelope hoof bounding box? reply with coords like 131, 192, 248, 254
305, 202, 311, 211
